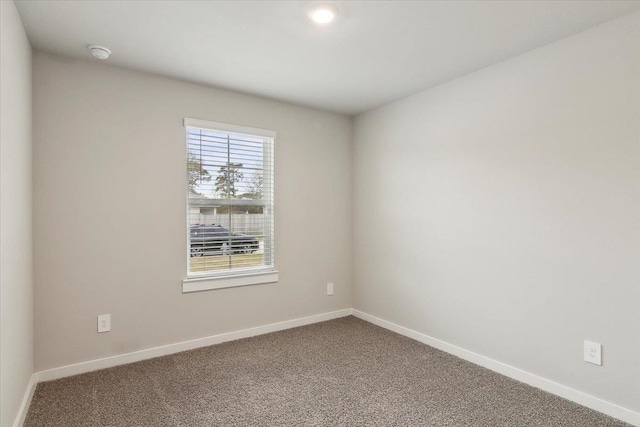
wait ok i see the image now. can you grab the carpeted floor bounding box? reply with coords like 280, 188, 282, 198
25, 316, 630, 426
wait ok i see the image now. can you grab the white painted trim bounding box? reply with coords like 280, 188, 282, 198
13, 373, 37, 427
183, 270, 279, 293
352, 309, 640, 427
183, 117, 276, 138
36, 308, 352, 383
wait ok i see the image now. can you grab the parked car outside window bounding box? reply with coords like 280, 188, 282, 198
189, 224, 259, 257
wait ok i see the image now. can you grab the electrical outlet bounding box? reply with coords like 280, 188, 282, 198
327, 282, 334, 296
98, 314, 111, 333
584, 340, 601, 365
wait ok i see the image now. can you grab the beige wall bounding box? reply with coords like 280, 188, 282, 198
0, 1, 34, 426
33, 52, 352, 370
353, 12, 640, 412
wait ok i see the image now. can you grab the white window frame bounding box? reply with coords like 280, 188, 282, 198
182, 118, 277, 293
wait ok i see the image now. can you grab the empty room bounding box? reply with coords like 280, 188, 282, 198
1, 1, 638, 426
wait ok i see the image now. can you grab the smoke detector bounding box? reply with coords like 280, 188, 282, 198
88, 45, 112, 60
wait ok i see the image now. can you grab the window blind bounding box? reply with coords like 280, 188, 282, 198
185, 118, 275, 277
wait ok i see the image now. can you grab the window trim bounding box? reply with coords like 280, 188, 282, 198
183, 117, 276, 291
183, 118, 276, 139
182, 270, 279, 293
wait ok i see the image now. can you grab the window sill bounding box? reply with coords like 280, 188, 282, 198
182, 270, 279, 293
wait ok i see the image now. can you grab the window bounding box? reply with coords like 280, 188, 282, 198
183, 118, 276, 292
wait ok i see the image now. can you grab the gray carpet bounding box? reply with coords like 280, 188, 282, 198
25, 316, 630, 426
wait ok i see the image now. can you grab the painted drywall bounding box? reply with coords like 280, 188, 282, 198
32, 52, 352, 370
353, 12, 640, 413
0, 1, 34, 426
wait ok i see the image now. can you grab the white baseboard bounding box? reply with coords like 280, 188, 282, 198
13, 373, 37, 427
36, 308, 353, 383
352, 309, 640, 427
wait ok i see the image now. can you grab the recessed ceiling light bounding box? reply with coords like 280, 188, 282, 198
308, 4, 337, 25
88, 45, 112, 60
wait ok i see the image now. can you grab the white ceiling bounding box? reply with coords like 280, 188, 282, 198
15, 1, 640, 115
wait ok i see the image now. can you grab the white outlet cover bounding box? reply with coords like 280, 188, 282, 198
327, 282, 334, 296
98, 314, 111, 333
583, 340, 601, 365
